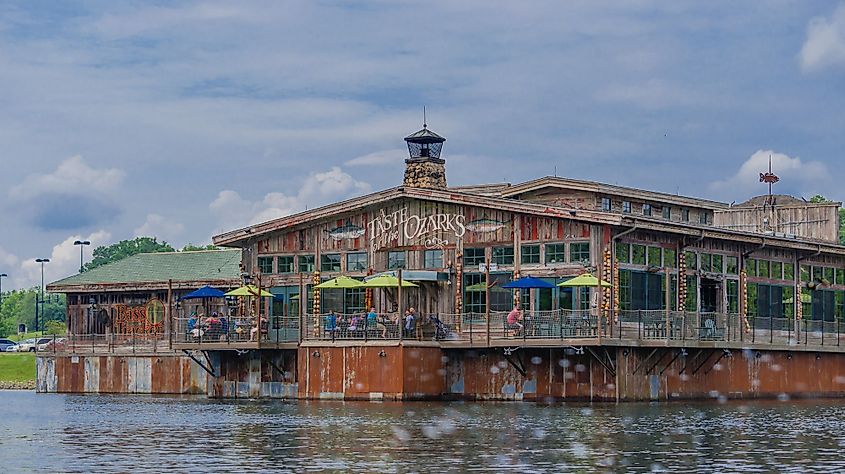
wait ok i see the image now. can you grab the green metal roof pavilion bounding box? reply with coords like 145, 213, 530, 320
47, 249, 242, 292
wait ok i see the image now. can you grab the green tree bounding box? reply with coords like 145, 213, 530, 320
83, 237, 175, 272
181, 243, 220, 251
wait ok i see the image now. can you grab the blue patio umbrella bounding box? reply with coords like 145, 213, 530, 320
179, 285, 226, 300
501, 276, 556, 289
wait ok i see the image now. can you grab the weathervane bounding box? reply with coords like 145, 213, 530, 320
759, 154, 779, 205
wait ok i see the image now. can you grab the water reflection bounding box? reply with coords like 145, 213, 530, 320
1, 390, 844, 472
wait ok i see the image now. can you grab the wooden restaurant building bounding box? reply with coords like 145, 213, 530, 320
38, 126, 845, 401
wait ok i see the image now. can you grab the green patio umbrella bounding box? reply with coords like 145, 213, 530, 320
225, 285, 274, 297
557, 273, 611, 288
315, 275, 364, 289
362, 274, 418, 288
466, 282, 510, 292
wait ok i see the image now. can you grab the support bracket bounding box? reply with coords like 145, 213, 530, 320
586, 347, 616, 377
632, 348, 660, 375
502, 348, 527, 377
182, 349, 216, 378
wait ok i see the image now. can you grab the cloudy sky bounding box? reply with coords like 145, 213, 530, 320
1, 1, 844, 290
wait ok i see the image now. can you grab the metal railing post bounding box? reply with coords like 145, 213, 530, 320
637, 310, 642, 341
804, 319, 808, 345
822, 318, 826, 346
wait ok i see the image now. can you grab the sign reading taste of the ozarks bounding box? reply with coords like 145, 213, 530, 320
113, 299, 166, 334
368, 207, 467, 251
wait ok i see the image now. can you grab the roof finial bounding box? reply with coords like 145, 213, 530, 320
759, 153, 780, 206
423, 106, 427, 129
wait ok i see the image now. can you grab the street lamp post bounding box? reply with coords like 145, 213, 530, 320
74, 240, 91, 273
0, 273, 7, 311
35, 259, 50, 333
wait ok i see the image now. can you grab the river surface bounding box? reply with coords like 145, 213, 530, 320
2, 390, 844, 472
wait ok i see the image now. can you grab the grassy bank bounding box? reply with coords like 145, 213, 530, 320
0, 353, 36, 383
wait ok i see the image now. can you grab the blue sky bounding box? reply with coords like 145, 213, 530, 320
1, 1, 844, 289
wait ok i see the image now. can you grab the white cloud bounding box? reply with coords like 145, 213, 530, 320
800, 4, 845, 72
709, 150, 829, 200
15, 230, 111, 290
134, 214, 185, 241
0, 246, 19, 270
345, 149, 405, 167
210, 167, 371, 231
9, 155, 125, 200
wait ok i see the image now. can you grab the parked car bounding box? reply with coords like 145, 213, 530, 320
0, 338, 18, 352
17, 337, 53, 352
15, 338, 37, 352
39, 338, 66, 352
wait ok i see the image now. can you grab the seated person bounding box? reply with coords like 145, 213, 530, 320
348, 314, 361, 332
507, 306, 524, 335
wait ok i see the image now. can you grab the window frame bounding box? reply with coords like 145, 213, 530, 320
298, 255, 315, 273
423, 249, 443, 269
642, 203, 652, 217
346, 252, 368, 272
320, 253, 342, 272
521, 245, 540, 265
569, 242, 590, 264
492, 246, 515, 266
257, 256, 274, 275
545, 243, 566, 264
277, 255, 295, 273
387, 251, 407, 270
601, 197, 611, 212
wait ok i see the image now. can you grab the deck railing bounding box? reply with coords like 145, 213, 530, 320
297, 310, 845, 351
173, 316, 300, 345
41, 311, 845, 354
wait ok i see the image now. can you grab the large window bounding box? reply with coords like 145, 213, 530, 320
682, 209, 690, 222
616, 243, 630, 264
699, 212, 709, 225
569, 243, 590, 263
619, 269, 664, 311
521, 245, 540, 264
726, 256, 738, 275
623, 201, 632, 214
662, 206, 671, 220
298, 255, 315, 273
727, 280, 739, 313
463, 273, 485, 314
257, 256, 273, 274
685, 276, 697, 311
464, 248, 485, 267
387, 251, 406, 270
664, 248, 677, 268
601, 197, 611, 212
784, 262, 795, 281
277, 256, 294, 273
632, 244, 646, 265
424, 249, 443, 268
647, 247, 662, 267
321, 253, 341, 272
545, 243, 566, 264
344, 288, 366, 313
346, 252, 368, 272
700, 253, 712, 273
685, 251, 697, 270
492, 247, 514, 265
642, 203, 652, 216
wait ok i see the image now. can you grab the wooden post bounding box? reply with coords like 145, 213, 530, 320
256, 273, 262, 344
298, 273, 304, 343
664, 267, 670, 341
485, 253, 491, 346
398, 268, 404, 341
167, 279, 173, 350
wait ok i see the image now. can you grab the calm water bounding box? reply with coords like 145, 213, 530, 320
2, 391, 845, 472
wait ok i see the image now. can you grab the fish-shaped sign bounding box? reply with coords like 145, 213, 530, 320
465, 218, 506, 233
326, 220, 366, 240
